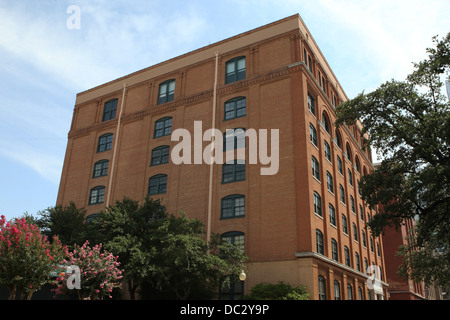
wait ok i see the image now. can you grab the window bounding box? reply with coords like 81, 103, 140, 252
93, 160, 109, 178
97, 133, 113, 152
355, 252, 361, 271
350, 196, 355, 213
223, 128, 245, 151
362, 230, 367, 247
344, 246, 350, 267
337, 156, 343, 175
353, 223, 358, 242
348, 168, 353, 186
329, 204, 336, 226
377, 242, 381, 257
86, 214, 100, 223
312, 156, 320, 180
326, 171, 334, 193
221, 232, 245, 253
359, 205, 364, 221
346, 143, 352, 163
314, 191, 322, 217
358, 287, 363, 300
364, 258, 369, 274
221, 195, 245, 219
225, 57, 246, 84
370, 237, 374, 252
316, 229, 324, 255
335, 130, 342, 149
318, 276, 326, 300
347, 284, 353, 300
308, 93, 316, 116
154, 117, 172, 138
309, 123, 318, 146
224, 97, 246, 120
222, 160, 245, 183
148, 174, 167, 195
322, 113, 330, 134
355, 157, 360, 173
324, 141, 331, 161
331, 238, 338, 261
89, 186, 105, 205
334, 281, 341, 300
102, 99, 118, 122
339, 184, 345, 204
342, 214, 348, 234
151, 146, 170, 166
158, 79, 175, 104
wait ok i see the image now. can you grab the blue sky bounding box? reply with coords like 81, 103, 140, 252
0, 0, 449, 221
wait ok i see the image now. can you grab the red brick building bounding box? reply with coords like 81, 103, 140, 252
57, 14, 388, 299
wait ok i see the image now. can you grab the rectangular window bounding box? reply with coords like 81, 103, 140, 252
102, 99, 118, 122
308, 93, 316, 116
222, 160, 245, 183
225, 57, 246, 84
158, 80, 175, 105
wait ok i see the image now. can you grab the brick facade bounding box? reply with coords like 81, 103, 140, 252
57, 14, 388, 299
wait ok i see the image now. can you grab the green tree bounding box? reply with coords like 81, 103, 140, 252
244, 281, 309, 300
335, 33, 450, 288
91, 197, 248, 300
37, 202, 87, 249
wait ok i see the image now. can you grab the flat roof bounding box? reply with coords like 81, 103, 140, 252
75, 13, 347, 105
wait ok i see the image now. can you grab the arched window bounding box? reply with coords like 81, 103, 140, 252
97, 133, 113, 152
148, 174, 167, 195
324, 140, 331, 161
93, 160, 109, 178
322, 112, 330, 134
316, 229, 324, 255
89, 186, 105, 205
346, 143, 352, 163
335, 130, 342, 149
312, 156, 320, 180
224, 97, 246, 120
318, 276, 327, 300
334, 280, 341, 300
342, 214, 348, 234
154, 117, 173, 138
355, 252, 361, 271
326, 171, 334, 193
151, 146, 170, 166
102, 99, 118, 122
344, 246, 350, 267
331, 238, 338, 261
347, 284, 353, 300
221, 195, 245, 219
221, 231, 245, 253
314, 191, 322, 217
329, 204, 336, 226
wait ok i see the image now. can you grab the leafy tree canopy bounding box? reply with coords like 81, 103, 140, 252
335, 33, 450, 288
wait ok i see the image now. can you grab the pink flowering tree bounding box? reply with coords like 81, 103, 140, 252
0, 215, 68, 300
53, 241, 123, 300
